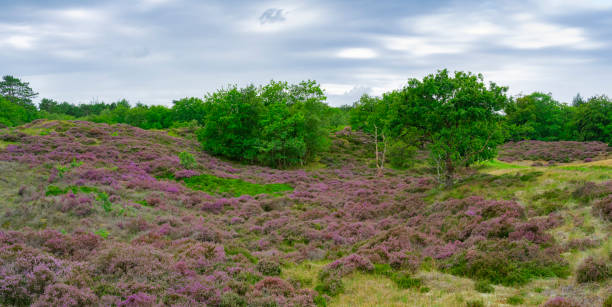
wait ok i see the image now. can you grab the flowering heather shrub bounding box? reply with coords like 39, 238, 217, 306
117, 292, 159, 307
593, 195, 612, 222
32, 283, 98, 307
575, 257, 611, 283
256, 259, 281, 276
0, 121, 579, 303
541, 297, 582, 307
498, 140, 609, 162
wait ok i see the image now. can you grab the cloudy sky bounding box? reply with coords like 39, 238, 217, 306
1, 0, 611, 106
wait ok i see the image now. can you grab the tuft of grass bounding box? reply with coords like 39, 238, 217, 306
507, 295, 524, 305
182, 174, 292, 197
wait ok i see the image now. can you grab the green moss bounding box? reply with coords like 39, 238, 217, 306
182, 174, 292, 197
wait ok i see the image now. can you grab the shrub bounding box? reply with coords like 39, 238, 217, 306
541, 297, 581, 307
576, 257, 610, 283
593, 195, 612, 222
314, 275, 344, 297
32, 283, 97, 307
474, 280, 494, 293
257, 259, 281, 276
219, 291, 247, 307
506, 295, 524, 305
178, 151, 197, 169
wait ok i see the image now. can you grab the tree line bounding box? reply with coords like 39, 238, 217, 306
1, 72, 611, 182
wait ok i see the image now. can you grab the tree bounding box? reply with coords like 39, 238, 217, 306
571, 95, 612, 143
504, 92, 569, 141
400, 69, 508, 186
0, 75, 38, 109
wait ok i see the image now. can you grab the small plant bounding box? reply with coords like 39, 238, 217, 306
465, 300, 484, 307
179, 151, 197, 169
95, 228, 109, 239
507, 295, 524, 305
576, 257, 611, 283
474, 280, 494, 293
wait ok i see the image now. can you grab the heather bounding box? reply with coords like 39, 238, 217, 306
2, 119, 611, 306
498, 140, 610, 162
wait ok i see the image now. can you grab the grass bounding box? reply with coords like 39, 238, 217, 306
332, 158, 612, 306
182, 173, 293, 197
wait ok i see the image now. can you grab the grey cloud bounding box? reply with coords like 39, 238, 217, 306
259, 8, 286, 25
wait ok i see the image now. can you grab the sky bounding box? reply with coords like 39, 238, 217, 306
1, 0, 611, 107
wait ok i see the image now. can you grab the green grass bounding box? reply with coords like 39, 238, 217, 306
476, 159, 529, 170
46, 185, 98, 196
182, 173, 293, 197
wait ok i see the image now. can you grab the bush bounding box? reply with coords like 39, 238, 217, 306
257, 259, 281, 276
506, 295, 524, 305
32, 283, 97, 307
387, 140, 417, 169
474, 280, 494, 293
541, 297, 581, 307
576, 257, 610, 283
178, 151, 197, 169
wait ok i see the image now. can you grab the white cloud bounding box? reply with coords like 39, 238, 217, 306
3, 35, 36, 49
385, 7, 603, 57
337, 48, 377, 59
321, 83, 355, 95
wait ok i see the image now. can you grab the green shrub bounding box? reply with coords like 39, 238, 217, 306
474, 280, 494, 293
315, 274, 344, 296
178, 151, 197, 169
507, 295, 524, 305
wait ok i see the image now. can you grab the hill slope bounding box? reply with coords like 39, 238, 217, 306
0, 120, 610, 306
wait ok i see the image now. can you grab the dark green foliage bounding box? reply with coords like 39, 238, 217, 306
0, 75, 38, 109
504, 92, 571, 141
0, 96, 38, 127
313, 295, 328, 307
570, 95, 612, 143
507, 295, 524, 305
474, 280, 494, 293
387, 140, 417, 169
181, 174, 292, 197
197, 81, 331, 168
